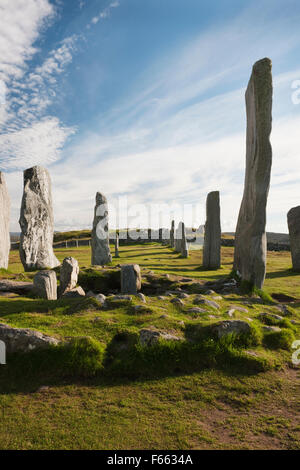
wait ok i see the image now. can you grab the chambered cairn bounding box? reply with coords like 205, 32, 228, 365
234, 58, 273, 289
203, 191, 221, 269
0, 172, 10, 269
91, 192, 112, 265
287, 206, 300, 271
19, 166, 60, 271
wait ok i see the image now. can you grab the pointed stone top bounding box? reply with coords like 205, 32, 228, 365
95, 192, 107, 205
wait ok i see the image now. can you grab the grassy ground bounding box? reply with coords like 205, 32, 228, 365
0, 243, 299, 450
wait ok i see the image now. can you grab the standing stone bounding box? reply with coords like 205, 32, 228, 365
115, 232, 120, 258
234, 58, 273, 289
91, 192, 112, 265
181, 222, 189, 258
170, 220, 175, 248
203, 191, 221, 269
19, 166, 60, 271
121, 264, 142, 294
159, 228, 163, 242
0, 172, 10, 269
287, 206, 300, 270
175, 222, 183, 253
59, 257, 79, 296
33, 270, 57, 300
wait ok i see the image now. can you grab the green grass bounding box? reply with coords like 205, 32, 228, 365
0, 242, 299, 449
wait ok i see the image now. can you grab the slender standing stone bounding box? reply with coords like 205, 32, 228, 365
175, 222, 183, 253
203, 191, 221, 269
0, 172, 10, 269
287, 206, 300, 270
121, 264, 142, 294
181, 222, 189, 258
91, 192, 112, 265
59, 257, 79, 296
170, 220, 175, 248
115, 232, 120, 258
19, 166, 60, 271
234, 58, 273, 289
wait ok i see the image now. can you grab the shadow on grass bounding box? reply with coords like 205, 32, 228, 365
266, 268, 299, 279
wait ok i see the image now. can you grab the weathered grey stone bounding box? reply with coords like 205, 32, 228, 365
59, 257, 79, 296
177, 292, 189, 299
0, 279, 33, 295
19, 166, 60, 271
234, 58, 273, 289
229, 305, 248, 313
263, 325, 281, 332
136, 293, 146, 303
170, 220, 175, 248
181, 222, 189, 258
174, 222, 182, 253
194, 297, 220, 309
170, 297, 184, 306
113, 294, 132, 301
203, 191, 221, 269
187, 307, 206, 314
91, 192, 112, 266
139, 328, 181, 346
0, 323, 60, 353
0, 172, 10, 269
121, 264, 141, 294
61, 286, 85, 298
86, 291, 106, 305
33, 270, 57, 300
115, 232, 120, 258
211, 320, 252, 338
287, 206, 300, 270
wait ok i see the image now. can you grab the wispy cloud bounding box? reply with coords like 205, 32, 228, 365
0, 1, 77, 171
89, 1, 120, 26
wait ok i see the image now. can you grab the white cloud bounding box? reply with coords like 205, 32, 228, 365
0, 2, 77, 172
89, 1, 120, 26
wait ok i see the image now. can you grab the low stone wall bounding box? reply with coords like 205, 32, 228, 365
221, 238, 290, 252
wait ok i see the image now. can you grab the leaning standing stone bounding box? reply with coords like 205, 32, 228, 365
19, 166, 60, 271
175, 222, 183, 253
121, 264, 142, 294
203, 191, 221, 269
91, 192, 112, 265
33, 270, 57, 300
0, 172, 10, 269
234, 58, 273, 289
287, 206, 300, 270
59, 257, 79, 296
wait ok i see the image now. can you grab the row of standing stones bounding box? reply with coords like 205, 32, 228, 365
0, 58, 299, 355
0, 58, 290, 289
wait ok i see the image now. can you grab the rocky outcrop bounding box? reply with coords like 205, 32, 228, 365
233, 58, 273, 289
139, 328, 182, 346
19, 166, 60, 271
203, 191, 221, 269
0, 323, 60, 353
91, 192, 112, 266
121, 264, 141, 294
59, 257, 79, 296
211, 320, 251, 339
0, 172, 10, 269
33, 270, 57, 300
287, 206, 300, 270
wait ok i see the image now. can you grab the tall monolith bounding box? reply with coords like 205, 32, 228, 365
0, 172, 10, 269
19, 166, 60, 271
287, 206, 300, 271
234, 58, 273, 289
203, 191, 221, 269
181, 222, 189, 258
175, 222, 182, 253
170, 220, 175, 248
91, 192, 112, 265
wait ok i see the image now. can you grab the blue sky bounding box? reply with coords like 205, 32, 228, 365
1, 0, 300, 232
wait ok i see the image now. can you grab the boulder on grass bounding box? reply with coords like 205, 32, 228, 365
121, 264, 142, 294
139, 328, 182, 347
211, 320, 251, 339
33, 270, 57, 300
0, 323, 60, 353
